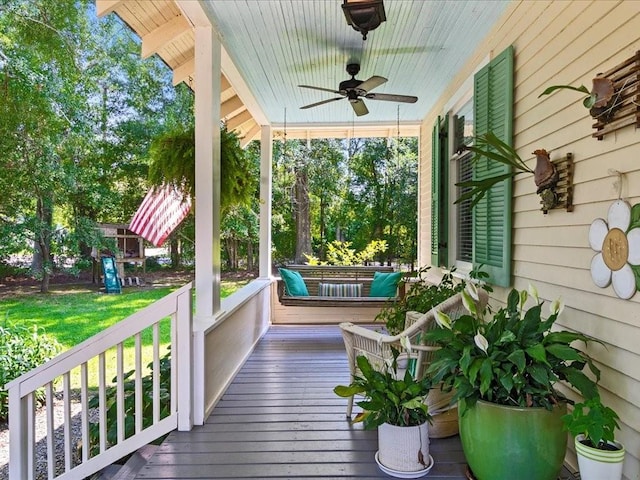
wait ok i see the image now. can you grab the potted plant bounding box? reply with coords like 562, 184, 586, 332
375, 266, 465, 335
375, 267, 489, 439
563, 396, 625, 480
425, 284, 601, 480
334, 350, 434, 477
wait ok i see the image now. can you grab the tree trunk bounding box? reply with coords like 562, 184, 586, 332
35, 195, 54, 293
294, 165, 311, 263
247, 238, 254, 271
170, 237, 181, 268
319, 197, 326, 261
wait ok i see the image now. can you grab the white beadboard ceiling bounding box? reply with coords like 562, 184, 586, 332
100, 0, 509, 139
202, 0, 509, 129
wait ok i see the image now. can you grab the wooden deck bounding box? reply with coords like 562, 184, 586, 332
135, 325, 580, 479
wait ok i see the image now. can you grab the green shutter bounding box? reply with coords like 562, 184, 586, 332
431, 116, 448, 267
473, 45, 514, 287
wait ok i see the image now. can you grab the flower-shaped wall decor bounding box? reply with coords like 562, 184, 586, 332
589, 200, 640, 299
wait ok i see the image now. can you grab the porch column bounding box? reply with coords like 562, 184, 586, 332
259, 125, 273, 278
194, 25, 221, 320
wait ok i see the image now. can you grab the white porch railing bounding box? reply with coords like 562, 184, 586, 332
6, 282, 193, 480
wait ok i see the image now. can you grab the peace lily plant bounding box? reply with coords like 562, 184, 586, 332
334, 348, 432, 429
425, 283, 601, 416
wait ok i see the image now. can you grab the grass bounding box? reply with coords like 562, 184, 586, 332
0, 279, 248, 389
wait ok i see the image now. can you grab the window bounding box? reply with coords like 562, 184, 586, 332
452, 101, 474, 265
430, 45, 514, 287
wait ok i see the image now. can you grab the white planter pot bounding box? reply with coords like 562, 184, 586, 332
575, 434, 625, 480
377, 422, 430, 474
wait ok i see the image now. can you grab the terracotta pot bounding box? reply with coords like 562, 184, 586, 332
459, 400, 567, 480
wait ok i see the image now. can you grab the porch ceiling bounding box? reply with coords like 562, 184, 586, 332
96, 0, 509, 141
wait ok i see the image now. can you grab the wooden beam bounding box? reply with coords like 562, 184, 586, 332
225, 110, 253, 131
173, 57, 194, 86
95, 0, 123, 17
220, 75, 231, 94
240, 123, 261, 148
220, 95, 244, 118
141, 15, 191, 59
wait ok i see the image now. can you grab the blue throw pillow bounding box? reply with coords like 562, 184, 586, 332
279, 268, 309, 296
369, 271, 402, 297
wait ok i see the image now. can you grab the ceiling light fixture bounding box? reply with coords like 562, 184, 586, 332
342, 0, 386, 40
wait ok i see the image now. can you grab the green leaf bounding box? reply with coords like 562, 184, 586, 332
546, 343, 583, 362
528, 364, 549, 386
333, 384, 361, 397
562, 369, 599, 400
629, 204, 640, 230
507, 349, 526, 372
479, 358, 493, 395
526, 343, 548, 364
538, 84, 590, 97
632, 264, 640, 291
454, 172, 518, 207
583, 93, 597, 109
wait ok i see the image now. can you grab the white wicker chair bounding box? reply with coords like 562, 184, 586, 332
339, 290, 489, 433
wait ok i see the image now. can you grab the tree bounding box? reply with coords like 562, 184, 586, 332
0, 0, 91, 291
0, 1, 193, 288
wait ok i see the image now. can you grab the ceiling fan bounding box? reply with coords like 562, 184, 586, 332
299, 63, 418, 116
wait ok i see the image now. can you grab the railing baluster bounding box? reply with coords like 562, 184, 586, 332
116, 342, 125, 444
63, 372, 72, 471
6, 283, 193, 480
99, 352, 107, 453
153, 322, 160, 423
81, 362, 89, 463
135, 332, 143, 433
27, 392, 35, 479
171, 312, 177, 416
45, 382, 55, 480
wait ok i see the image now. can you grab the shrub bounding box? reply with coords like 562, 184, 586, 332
87, 348, 172, 456
0, 324, 62, 421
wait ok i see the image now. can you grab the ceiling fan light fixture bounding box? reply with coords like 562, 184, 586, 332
342, 0, 386, 40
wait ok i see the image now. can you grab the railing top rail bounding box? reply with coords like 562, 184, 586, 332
5, 282, 192, 393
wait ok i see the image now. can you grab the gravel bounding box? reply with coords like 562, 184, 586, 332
0, 391, 86, 480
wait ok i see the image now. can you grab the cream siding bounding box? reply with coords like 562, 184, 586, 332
419, 1, 640, 478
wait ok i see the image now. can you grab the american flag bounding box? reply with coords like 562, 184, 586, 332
129, 185, 191, 247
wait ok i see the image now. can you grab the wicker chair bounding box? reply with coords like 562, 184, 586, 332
339, 289, 489, 437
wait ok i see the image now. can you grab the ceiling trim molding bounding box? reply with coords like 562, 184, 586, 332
271, 122, 420, 139
220, 47, 269, 127
141, 15, 191, 59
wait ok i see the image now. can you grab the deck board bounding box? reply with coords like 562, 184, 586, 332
135, 325, 579, 479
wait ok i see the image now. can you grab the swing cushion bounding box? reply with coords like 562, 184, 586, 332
369, 271, 403, 297
279, 268, 309, 296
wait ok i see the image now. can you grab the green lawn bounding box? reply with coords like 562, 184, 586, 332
0, 280, 247, 389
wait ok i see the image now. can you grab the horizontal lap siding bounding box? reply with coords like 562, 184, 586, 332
420, 1, 640, 478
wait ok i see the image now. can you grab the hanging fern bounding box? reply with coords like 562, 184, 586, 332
147, 125, 255, 211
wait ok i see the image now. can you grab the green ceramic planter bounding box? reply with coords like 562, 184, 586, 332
459, 400, 567, 480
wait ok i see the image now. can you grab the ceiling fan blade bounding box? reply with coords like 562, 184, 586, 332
350, 99, 369, 116
300, 97, 344, 110
299, 84, 342, 95
366, 93, 418, 103
358, 75, 387, 93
